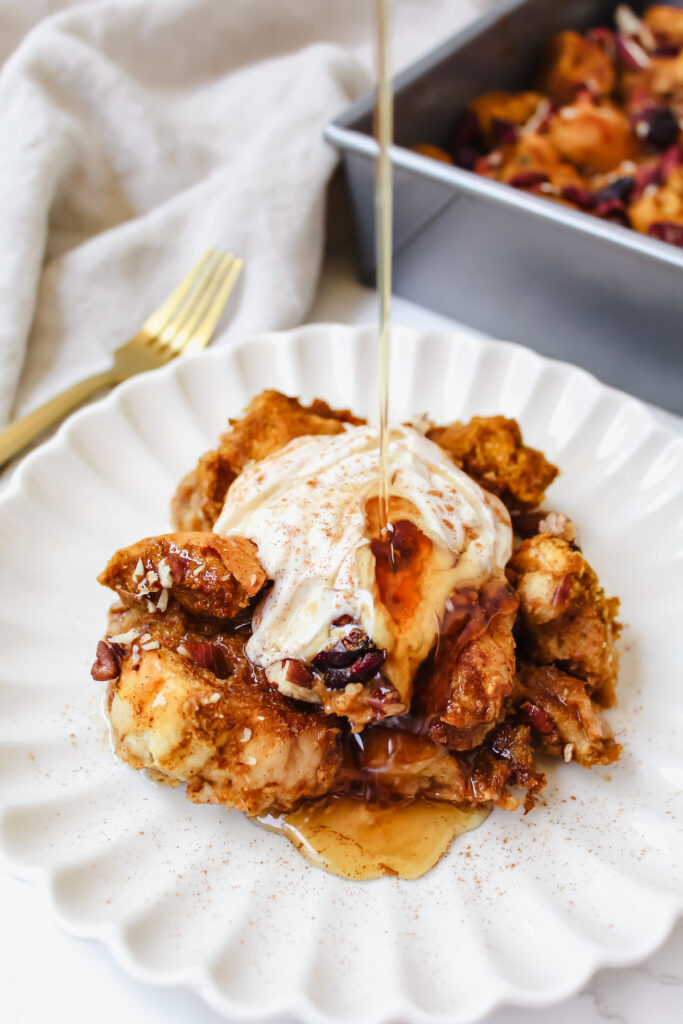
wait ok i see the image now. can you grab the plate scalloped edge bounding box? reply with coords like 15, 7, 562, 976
0, 322, 682, 1024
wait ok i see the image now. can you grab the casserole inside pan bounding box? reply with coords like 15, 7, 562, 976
325, 0, 683, 414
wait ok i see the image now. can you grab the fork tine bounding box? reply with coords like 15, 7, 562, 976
165, 254, 242, 355
156, 252, 227, 349
179, 256, 244, 355
142, 248, 220, 338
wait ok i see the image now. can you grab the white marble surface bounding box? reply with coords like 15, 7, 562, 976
2, 258, 682, 1024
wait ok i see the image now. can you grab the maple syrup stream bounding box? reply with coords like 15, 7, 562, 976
255, 0, 490, 878
376, 0, 393, 543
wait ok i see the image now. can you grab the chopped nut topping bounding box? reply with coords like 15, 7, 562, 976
406, 412, 433, 435
244, 755, 257, 766
141, 640, 161, 651
539, 511, 576, 543
157, 588, 169, 613
107, 629, 139, 646
240, 727, 252, 743
90, 641, 120, 681
157, 558, 174, 589
152, 692, 167, 708
176, 645, 191, 658
133, 559, 144, 580
131, 644, 141, 666
563, 743, 575, 763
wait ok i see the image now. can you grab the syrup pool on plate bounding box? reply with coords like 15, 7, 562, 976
257, 797, 490, 881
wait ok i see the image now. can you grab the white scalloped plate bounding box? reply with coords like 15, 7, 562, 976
1, 324, 682, 1024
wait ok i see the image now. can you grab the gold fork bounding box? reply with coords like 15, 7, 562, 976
0, 248, 243, 470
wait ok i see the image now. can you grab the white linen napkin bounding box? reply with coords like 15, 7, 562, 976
0, 0, 489, 425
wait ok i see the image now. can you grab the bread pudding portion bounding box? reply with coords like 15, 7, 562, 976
172, 391, 364, 532
93, 391, 621, 818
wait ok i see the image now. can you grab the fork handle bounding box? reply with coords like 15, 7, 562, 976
0, 369, 116, 470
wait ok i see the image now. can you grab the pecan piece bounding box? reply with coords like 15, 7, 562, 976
91, 641, 120, 681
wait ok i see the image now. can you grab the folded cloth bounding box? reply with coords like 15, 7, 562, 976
0, 0, 487, 425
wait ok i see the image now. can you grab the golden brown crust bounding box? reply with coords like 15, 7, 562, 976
350, 723, 545, 811
494, 133, 586, 191
416, 581, 519, 751
92, 390, 622, 820
470, 90, 543, 142
103, 601, 269, 685
517, 663, 621, 767
509, 533, 620, 705
645, 5, 683, 44
629, 168, 683, 235
98, 531, 267, 620
537, 30, 616, 104
428, 416, 558, 512
171, 391, 365, 530
109, 647, 341, 815
548, 96, 635, 174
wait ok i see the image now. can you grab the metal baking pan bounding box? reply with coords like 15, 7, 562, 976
324, 0, 683, 414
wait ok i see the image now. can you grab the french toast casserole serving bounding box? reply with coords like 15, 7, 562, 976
91, 390, 621, 846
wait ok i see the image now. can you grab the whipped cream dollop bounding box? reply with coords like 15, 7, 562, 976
213, 424, 512, 702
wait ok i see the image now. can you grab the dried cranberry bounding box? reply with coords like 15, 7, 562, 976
616, 31, 651, 71
313, 646, 359, 671
519, 701, 555, 735
453, 109, 482, 146
648, 222, 683, 247
593, 199, 631, 226
652, 43, 680, 57
633, 160, 662, 199
450, 110, 485, 169
594, 176, 635, 203
490, 118, 517, 147
508, 171, 550, 190
324, 649, 387, 690
312, 629, 370, 670
561, 185, 596, 209
642, 107, 680, 150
